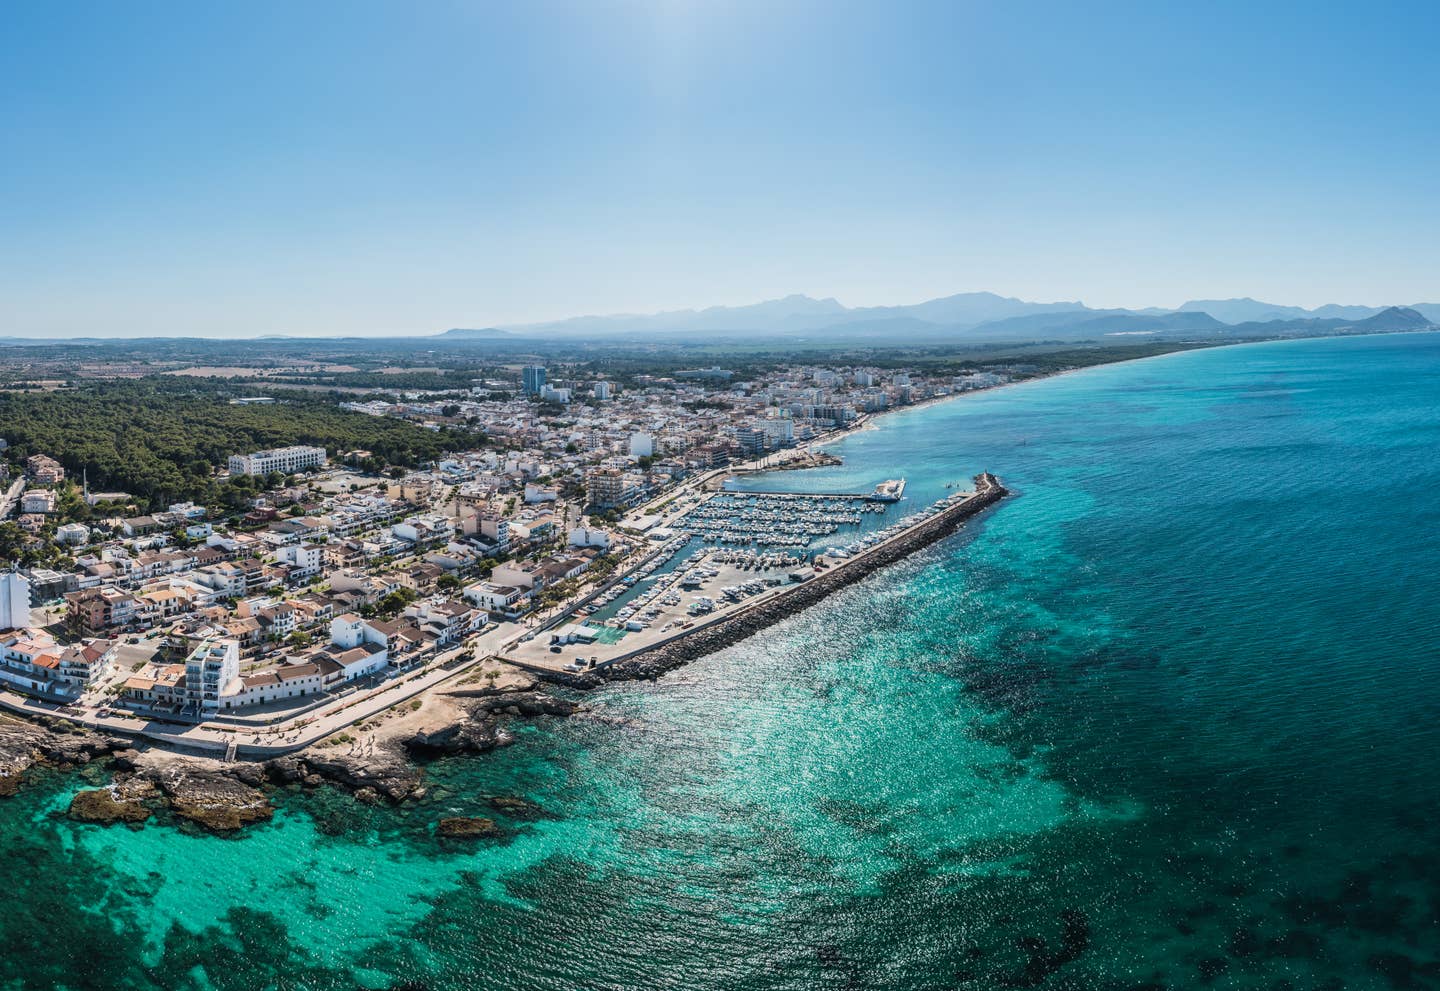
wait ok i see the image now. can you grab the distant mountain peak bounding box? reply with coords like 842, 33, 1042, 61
1351, 306, 1430, 330
438, 327, 509, 338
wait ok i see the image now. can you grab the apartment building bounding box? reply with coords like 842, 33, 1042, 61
227, 445, 327, 476
65, 588, 139, 634
586, 467, 628, 508
182, 639, 241, 716
20, 490, 57, 514
25, 454, 65, 485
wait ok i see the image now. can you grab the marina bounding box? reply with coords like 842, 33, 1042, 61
505, 475, 1004, 676
682, 488, 896, 548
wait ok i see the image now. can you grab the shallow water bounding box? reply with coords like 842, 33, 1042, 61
5, 332, 1439, 989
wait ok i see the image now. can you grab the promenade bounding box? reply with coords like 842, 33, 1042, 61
0, 623, 521, 758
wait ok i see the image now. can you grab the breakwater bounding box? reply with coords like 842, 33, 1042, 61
556, 473, 1008, 685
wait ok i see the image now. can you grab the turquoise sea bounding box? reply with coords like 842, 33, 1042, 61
6, 332, 1440, 990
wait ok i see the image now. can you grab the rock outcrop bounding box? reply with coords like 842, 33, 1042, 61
266, 750, 425, 804
436, 816, 503, 838
0, 714, 131, 797
148, 765, 274, 832
488, 795, 543, 817
0, 646, 589, 822
403, 691, 578, 757
67, 783, 155, 825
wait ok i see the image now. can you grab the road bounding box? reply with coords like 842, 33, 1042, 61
0, 477, 24, 519
0, 624, 524, 757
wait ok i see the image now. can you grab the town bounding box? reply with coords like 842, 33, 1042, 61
0, 357, 1022, 755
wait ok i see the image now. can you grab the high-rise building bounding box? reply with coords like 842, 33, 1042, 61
586, 468, 627, 508
593, 381, 612, 400
522, 366, 547, 396
735, 427, 769, 455
183, 639, 240, 716
759, 418, 794, 445
0, 571, 32, 631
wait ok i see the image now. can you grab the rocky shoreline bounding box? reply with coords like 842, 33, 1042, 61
552, 473, 1009, 686
0, 713, 131, 797
0, 686, 583, 832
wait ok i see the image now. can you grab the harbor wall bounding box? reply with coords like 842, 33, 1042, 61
548, 473, 1009, 686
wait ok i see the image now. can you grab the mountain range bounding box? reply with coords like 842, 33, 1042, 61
1, 293, 1434, 346
440, 291, 1439, 343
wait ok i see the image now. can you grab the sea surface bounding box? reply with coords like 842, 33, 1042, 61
6, 332, 1440, 990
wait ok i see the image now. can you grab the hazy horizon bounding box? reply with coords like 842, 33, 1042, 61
0, 288, 1434, 341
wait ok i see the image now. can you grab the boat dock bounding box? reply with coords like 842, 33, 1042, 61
720, 488, 872, 500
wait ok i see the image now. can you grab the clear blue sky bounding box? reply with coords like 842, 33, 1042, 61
3, 1, 1438, 337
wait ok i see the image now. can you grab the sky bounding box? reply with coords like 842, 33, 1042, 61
3, 0, 1439, 338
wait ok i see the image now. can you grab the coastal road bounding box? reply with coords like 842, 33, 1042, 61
0, 626, 520, 757
0, 477, 24, 519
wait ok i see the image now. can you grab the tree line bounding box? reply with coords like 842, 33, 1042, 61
0, 379, 475, 509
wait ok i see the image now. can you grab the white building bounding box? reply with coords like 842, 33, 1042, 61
759, 417, 795, 445
463, 582, 532, 617
275, 543, 324, 580
0, 572, 31, 631
593, 381, 612, 400
330, 613, 391, 651
567, 525, 612, 550
327, 644, 389, 680
20, 490, 57, 514
0, 634, 116, 697
182, 639, 241, 716
392, 515, 453, 545
55, 522, 91, 546
628, 432, 654, 458
227, 445, 327, 476
523, 482, 558, 504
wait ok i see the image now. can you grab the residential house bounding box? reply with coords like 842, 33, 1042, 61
403, 599, 481, 646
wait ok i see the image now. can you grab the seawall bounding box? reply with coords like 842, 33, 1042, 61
546, 473, 1008, 686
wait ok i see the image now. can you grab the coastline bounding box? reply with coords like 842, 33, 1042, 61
0, 343, 1241, 816
6, 330, 1430, 823
804, 328, 1440, 452
808, 362, 1119, 451
0, 675, 584, 828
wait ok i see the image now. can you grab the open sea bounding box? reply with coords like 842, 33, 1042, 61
5, 331, 1440, 990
